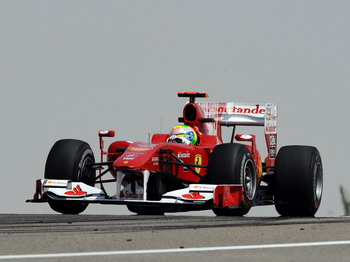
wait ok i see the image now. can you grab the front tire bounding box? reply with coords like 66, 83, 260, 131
202, 143, 257, 216
273, 146, 323, 217
45, 139, 96, 214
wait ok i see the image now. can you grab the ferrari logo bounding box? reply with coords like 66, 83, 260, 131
195, 154, 202, 173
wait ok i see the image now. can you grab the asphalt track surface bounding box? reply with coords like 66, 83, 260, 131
0, 214, 349, 262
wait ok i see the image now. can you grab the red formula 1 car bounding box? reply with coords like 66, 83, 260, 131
28, 92, 323, 216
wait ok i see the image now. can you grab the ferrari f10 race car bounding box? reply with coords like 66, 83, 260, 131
28, 92, 323, 216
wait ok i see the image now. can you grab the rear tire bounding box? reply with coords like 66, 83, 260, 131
273, 146, 323, 217
202, 143, 257, 216
45, 139, 96, 214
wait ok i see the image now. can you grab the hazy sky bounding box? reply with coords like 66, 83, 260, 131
1, 1, 349, 216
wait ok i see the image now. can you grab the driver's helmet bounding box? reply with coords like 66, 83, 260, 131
168, 125, 198, 145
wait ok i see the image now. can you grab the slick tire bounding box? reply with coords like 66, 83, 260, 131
45, 139, 96, 214
273, 146, 323, 217
202, 143, 257, 216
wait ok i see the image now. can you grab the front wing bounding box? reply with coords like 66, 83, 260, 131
28, 179, 244, 211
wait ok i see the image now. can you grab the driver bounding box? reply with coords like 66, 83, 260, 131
167, 125, 198, 145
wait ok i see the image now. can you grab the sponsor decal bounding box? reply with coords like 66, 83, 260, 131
178, 151, 191, 158
218, 104, 265, 115
181, 192, 205, 200
120, 183, 143, 199
270, 135, 277, 146
195, 154, 202, 173
152, 157, 159, 166
198, 102, 266, 115
265, 117, 277, 133
123, 155, 136, 161
266, 126, 277, 133
266, 113, 277, 121
46, 180, 67, 185
191, 185, 215, 191
124, 152, 145, 155
265, 104, 277, 134
269, 146, 276, 158
64, 185, 87, 196
129, 147, 150, 152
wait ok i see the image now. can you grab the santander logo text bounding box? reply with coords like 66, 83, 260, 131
218, 104, 265, 114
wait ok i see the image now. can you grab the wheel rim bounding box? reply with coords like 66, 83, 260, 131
80, 156, 95, 185
314, 162, 323, 202
244, 159, 256, 201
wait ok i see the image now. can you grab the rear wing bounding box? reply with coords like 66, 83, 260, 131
197, 102, 277, 133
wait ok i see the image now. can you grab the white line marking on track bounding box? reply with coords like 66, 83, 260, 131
1, 240, 349, 260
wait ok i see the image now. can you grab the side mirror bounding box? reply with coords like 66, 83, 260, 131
98, 130, 115, 137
